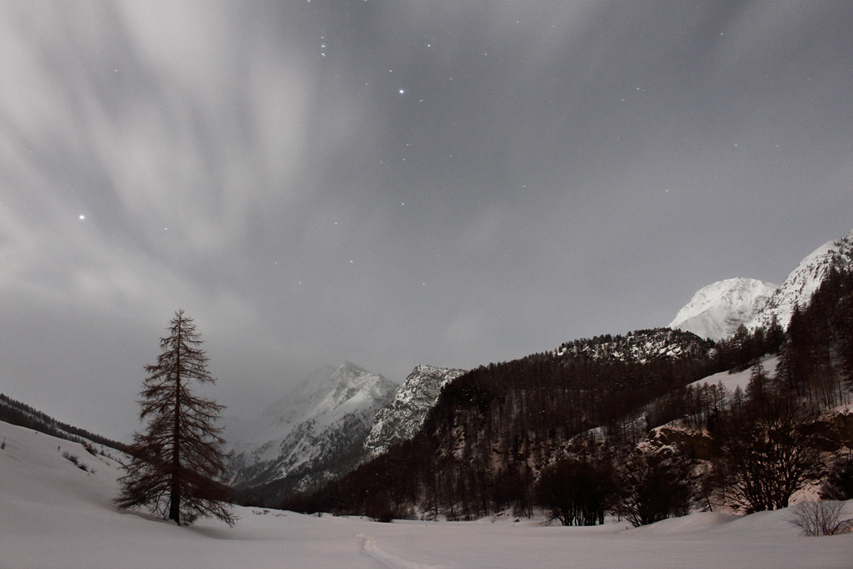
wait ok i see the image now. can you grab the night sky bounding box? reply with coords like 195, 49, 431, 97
2, 1, 851, 441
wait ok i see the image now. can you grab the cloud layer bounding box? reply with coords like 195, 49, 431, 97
1, 1, 851, 439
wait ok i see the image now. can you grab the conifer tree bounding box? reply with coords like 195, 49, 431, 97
115, 310, 235, 526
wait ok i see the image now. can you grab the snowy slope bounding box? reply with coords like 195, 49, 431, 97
668, 278, 778, 340
690, 356, 780, 394
1, 419, 851, 569
224, 362, 397, 492
363, 364, 467, 458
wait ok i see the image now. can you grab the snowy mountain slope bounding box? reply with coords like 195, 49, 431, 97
2, 419, 851, 569
750, 229, 853, 330
363, 365, 467, 458
668, 278, 778, 340
670, 229, 853, 339
224, 362, 397, 493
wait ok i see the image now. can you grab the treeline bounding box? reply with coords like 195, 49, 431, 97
0, 393, 126, 452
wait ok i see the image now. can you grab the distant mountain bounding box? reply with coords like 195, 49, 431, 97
668, 278, 778, 341
670, 229, 853, 339
224, 362, 397, 498
363, 365, 467, 459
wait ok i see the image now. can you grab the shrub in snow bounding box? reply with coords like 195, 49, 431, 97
790, 500, 853, 536
62, 451, 90, 472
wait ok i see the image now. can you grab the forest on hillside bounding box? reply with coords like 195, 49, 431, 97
0, 394, 125, 452
284, 268, 853, 526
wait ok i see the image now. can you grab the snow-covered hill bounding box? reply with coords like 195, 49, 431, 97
363, 365, 467, 458
671, 229, 853, 339
224, 362, 397, 493
668, 278, 777, 341
1, 419, 851, 569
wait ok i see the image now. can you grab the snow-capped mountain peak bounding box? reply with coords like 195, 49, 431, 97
668, 278, 778, 340
670, 229, 853, 340
751, 229, 853, 330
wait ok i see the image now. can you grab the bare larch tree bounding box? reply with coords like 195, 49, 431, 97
115, 310, 235, 526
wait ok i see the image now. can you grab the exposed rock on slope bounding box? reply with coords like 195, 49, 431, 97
363, 365, 467, 458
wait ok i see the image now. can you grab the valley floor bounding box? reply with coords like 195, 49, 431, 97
1, 421, 851, 569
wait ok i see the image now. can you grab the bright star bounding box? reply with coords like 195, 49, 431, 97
79, 215, 85, 220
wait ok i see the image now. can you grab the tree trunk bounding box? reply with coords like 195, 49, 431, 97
170, 327, 183, 525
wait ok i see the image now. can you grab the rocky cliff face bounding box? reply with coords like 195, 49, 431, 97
363, 365, 467, 458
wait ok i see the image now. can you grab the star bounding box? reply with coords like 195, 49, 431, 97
79, 215, 85, 220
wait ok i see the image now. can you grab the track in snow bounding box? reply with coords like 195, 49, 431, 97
358, 533, 449, 569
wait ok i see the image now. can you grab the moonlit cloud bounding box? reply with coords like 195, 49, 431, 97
1, 1, 851, 439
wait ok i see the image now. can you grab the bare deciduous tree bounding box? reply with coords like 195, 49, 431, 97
713, 390, 820, 513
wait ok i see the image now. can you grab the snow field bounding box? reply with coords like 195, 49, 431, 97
1, 421, 851, 569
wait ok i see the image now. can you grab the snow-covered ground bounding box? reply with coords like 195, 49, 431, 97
1, 420, 850, 569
